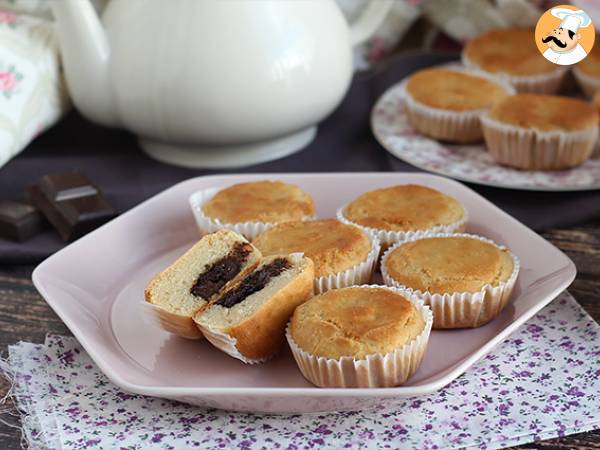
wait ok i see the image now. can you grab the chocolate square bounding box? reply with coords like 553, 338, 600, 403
0, 200, 46, 242
27, 171, 117, 241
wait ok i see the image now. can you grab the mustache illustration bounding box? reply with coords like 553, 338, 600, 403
542, 35, 567, 48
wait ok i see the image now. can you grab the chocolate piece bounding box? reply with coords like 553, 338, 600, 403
215, 258, 291, 308
27, 171, 116, 241
0, 200, 46, 242
190, 242, 253, 298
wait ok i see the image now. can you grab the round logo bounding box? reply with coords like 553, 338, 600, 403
535, 5, 595, 66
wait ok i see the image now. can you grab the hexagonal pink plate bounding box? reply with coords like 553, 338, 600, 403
32, 173, 575, 413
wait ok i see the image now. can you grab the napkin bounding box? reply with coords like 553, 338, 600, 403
1, 291, 599, 450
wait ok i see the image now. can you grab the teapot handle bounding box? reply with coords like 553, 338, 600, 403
349, 0, 394, 47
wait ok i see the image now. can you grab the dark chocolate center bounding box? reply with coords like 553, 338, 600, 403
214, 258, 291, 308
190, 242, 253, 299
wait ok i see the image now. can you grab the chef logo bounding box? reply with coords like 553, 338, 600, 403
535, 5, 595, 66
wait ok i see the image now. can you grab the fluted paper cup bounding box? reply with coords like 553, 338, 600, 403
381, 233, 520, 329
286, 285, 433, 388
336, 205, 467, 250
481, 114, 598, 170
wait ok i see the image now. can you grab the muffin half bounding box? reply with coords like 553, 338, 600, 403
481, 94, 599, 170
194, 253, 314, 363
286, 285, 432, 388
403, 67, 514, 143
144, 229, 261, 339
381, 233, 519, 329
463, 28, 567, 94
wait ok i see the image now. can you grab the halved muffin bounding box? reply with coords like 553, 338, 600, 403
194, 253, 314, 363
144, 229, 261, 339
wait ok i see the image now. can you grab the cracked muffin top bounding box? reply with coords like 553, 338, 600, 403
289, 287, 425, 359
253, 219, 372, 277
342, 185, 465, 232
202, 181, 315, 224
384, 236, 514, 294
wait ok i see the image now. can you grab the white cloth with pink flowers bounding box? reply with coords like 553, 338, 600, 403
0, 6, 68, 168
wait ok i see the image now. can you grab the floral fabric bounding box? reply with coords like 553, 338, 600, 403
2, 291, 599, 449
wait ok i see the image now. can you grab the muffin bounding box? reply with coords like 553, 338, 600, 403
337, 185, 467, 248
463, 28, 567, 94
573, 45, 600, 97
194, 253, 314, 363
381, 234, 519, 329
253, 219, 380, 293
481, 94, 599, 170
144, 229, 261, 339
190, 181, 316, 240
286, 285, 432, 388
403, 67, 514, 143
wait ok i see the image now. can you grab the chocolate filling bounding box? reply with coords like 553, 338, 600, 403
190, 242, 253, 299
215, 258, 291, 308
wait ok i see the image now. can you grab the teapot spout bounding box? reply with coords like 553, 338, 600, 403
51, 0, 118, 127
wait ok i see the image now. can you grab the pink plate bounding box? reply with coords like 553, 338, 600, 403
32, 173, 576, 413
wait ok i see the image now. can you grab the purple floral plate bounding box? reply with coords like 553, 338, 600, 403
32, 173, 576, 413
372, 82, 600, 192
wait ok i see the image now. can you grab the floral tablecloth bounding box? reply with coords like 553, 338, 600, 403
1, 291, 599, 450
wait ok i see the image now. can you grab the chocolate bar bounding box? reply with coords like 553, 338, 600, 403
0, 200, 46, 242
27, 171, 116, 241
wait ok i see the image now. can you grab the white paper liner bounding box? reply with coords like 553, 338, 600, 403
189, 188, 316, 241
462, 52, 567, 94
140, 301, 205, 340
381, 233, 520, 329
194, 323, 269, 365
336, 203, 467, 249
401, 67, 515, 144
313, 227, 381, 294
481, 114, 598, 170
285, 284, 432, 388
572, 66, 600, 98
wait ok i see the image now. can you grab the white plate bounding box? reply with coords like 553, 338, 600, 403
371, 82, 600, 192
32, 173, 576, 413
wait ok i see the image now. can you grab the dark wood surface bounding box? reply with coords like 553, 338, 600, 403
0, 220, 598, 450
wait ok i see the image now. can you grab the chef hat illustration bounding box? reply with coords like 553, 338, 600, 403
551, 8, 592, 33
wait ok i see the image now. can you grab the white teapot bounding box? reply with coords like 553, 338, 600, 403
51, 0, 392, 168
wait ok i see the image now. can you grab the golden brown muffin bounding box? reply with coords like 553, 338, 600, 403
463, 28, 565, 94
342, 185, 465, 233
482, 94, 598, 170
405, 68, 510, 111
202, 181, 315, 224
487, 94, 599, 132
464, 28, 557, 77
290, 286, 425, 359
385, 236, 514, 294
253, 220, 372, 277
594, 91, 600, 110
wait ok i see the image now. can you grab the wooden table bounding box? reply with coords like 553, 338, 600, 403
0, 220, 598, 449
